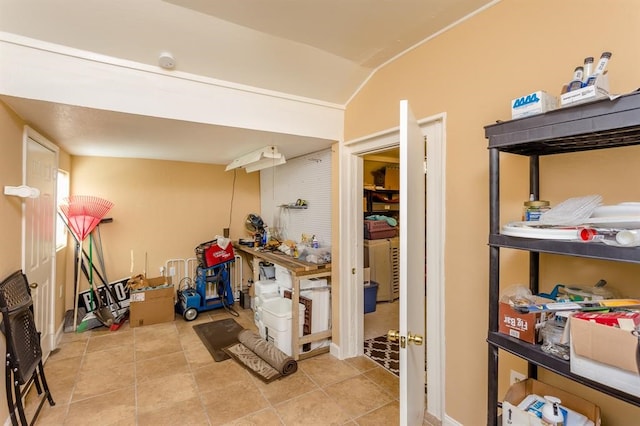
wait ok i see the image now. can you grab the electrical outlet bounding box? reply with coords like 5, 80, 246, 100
510, 370, 526, 385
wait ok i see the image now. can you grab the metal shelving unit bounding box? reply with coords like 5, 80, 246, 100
485, 91, 640, 425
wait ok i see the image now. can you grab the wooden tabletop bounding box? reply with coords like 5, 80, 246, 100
233, 243, 331, 276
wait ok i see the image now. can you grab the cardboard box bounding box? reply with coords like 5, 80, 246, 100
384, 165, 399, 190
570, 341, 640, 398
570, 315, 640, 397
129, 278, 175, 328
560, 73, 609, 108
572, 311, 640, 330
569, 317, 640, 397
511, 90, 557, 119
127, 274, 171, 291
570, 315, 640, 374
502, 378, 601, 426
498, 297, 548, 343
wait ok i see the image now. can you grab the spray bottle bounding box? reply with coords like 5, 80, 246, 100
585, 51, 612, 86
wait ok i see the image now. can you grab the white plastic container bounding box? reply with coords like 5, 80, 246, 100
262, 297, 306, 356
254, 291, 280, 308
274, 265, 293, 289
256, 319, 266, 339
262, 297, 305, 332
254, 280, 279, 296
266, 326, 301, 356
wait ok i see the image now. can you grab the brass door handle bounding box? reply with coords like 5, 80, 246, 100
388, 330, 423, 348
408, 333, 424, 346
29, 282, 38, 289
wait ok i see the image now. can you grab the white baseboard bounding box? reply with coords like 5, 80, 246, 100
443, 414, 463, 426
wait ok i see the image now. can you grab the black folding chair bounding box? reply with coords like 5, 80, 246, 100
0, 270, 55, 426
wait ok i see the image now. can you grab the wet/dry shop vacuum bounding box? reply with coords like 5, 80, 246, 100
176, 239, 236, 321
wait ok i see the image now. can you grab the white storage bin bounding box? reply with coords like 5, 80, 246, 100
256, 319, 266, 339
262, 297, 305, 332
274, 265, 292, 289
254, 280, 279, 296
262, 297, 305, 356
254, 291, 280, 308
266, 325, 302, 357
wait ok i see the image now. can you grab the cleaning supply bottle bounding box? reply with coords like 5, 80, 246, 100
582, 56, 594, 84
312, 235, 319, 249
542, 396, 564, 426
567, 66, 584, 92
585, 51, 612, 86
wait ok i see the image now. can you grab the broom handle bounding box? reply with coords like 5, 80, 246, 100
73, 240, 82, 332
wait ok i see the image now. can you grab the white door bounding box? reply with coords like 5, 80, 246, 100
23, 128, 58, 357
398, 100, 426, 424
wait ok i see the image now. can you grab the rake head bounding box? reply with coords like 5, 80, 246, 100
59, 195, 114, 242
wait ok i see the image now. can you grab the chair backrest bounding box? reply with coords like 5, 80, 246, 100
0, 270, 32, 313
0, 270, 41, 384
4, 307, 42, 384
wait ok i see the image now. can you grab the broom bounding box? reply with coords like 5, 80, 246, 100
59, 195, 114, 332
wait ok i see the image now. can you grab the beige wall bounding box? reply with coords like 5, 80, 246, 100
0, 99, 25, 423
344, 0, 640, 424
0, 100, 72, 421
67, 156, 261, 300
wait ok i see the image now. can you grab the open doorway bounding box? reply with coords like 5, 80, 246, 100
362, 148, 400, 346
339, 112, 445, 421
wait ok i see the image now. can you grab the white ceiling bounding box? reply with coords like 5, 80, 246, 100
0, 0, 494, 165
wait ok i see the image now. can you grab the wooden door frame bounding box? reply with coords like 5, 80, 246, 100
337, 113, 446, 421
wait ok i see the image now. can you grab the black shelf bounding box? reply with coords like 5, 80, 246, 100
364, 188, 400, 216
485, 91, 640, 155
488, 332, 640, 407
490, 234, 640, 264
485, 90, 640, 425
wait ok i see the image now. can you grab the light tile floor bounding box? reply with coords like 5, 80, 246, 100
364, 300, 399, 341
23, 305, 428, 426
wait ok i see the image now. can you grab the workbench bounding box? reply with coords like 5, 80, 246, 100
234, 243, 332, 360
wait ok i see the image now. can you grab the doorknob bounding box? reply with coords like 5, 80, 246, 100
388, 330, 423, 348
408, 333, 424, 346
29, 282, 38, 289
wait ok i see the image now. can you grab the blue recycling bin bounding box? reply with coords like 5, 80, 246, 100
364, 281, 378, 314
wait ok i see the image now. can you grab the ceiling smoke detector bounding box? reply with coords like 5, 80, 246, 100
158, 52, 175, 70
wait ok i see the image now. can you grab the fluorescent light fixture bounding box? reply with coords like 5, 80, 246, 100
225, 145, 286, 173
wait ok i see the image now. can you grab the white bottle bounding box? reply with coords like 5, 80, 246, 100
585, 51, 612, 86
582, 57, 594, 84
567, 66, 584, 92
542, 396, 564, 425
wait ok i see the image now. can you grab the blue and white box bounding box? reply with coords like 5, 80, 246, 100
511, 90, 557, 119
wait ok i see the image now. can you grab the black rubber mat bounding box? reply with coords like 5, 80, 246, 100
193, 318, 244, 362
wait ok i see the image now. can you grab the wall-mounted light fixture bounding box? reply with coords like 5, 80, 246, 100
225, 145, 286, 173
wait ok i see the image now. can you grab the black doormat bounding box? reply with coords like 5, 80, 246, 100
193, 318, 245, 362
364, 335, 399, 376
